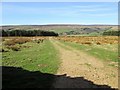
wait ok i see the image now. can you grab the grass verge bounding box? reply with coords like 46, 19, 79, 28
2, 39, 60, 88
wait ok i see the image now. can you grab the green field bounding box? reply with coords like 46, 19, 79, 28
2, 39, 60, 88
2, 40, 60, 73
50, 28, 70, 34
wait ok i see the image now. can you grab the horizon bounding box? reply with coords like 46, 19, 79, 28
1, 2, 118, 25
1, 24, 118, 26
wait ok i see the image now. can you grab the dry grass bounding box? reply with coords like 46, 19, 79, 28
56, 36, 118, 45
6, 46, 20, 51
4, 37, 32, 46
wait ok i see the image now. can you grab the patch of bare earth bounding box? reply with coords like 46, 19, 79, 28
49, 38, 118, 88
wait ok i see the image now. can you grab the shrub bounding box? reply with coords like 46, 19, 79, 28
0, 48, 5, 52
35, 39, 44, 44
6, 46, 20, 51
1, 37, 7, 41
4, 40, 16, 46
4, 38, 31, 46
0, 48, 9, 52
14, 38, 31, 44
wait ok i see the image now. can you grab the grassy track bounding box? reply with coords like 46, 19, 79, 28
60, 40, 118, 62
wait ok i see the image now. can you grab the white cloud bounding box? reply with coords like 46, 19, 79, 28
73, 4, 117, 12
78, 8, 115, 12
72, 5, 104, 8
88, 13, 117, 17
2, 2, 117, 25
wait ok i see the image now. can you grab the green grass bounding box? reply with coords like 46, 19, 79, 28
2, 40, 60, 74
60, 41, 118, 62
0, 53, 1, 66
2, 39, 60, 88
50, 29, 71, 34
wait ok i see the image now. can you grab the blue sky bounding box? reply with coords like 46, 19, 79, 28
1, 2, 118, 25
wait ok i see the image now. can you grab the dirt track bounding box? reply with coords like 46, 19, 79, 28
49, 38, 118, 88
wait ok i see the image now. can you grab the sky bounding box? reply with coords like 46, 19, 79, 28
1, 2, 118, 25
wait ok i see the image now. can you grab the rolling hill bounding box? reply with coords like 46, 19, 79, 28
0, 24, 118, 36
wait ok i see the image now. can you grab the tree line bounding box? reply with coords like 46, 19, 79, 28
1, 30, 58, 37
102, 30, 120, 36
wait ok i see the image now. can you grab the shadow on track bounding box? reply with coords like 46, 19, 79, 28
2, 66, 118, 89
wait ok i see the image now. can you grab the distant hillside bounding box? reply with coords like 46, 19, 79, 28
0, 24, 118, 36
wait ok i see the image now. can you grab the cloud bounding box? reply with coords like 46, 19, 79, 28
72, 5, 104, 8
73, 4, 117, 12
2, 2, 117, 25
78, 8, 114, 12
3, 2, 117, 17
88, 13, 117, 17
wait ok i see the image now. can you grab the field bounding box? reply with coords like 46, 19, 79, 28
1, 37, 60, 88
1, 25, 118, 36
1, 36, 118, 89
55, 36, 118, 62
